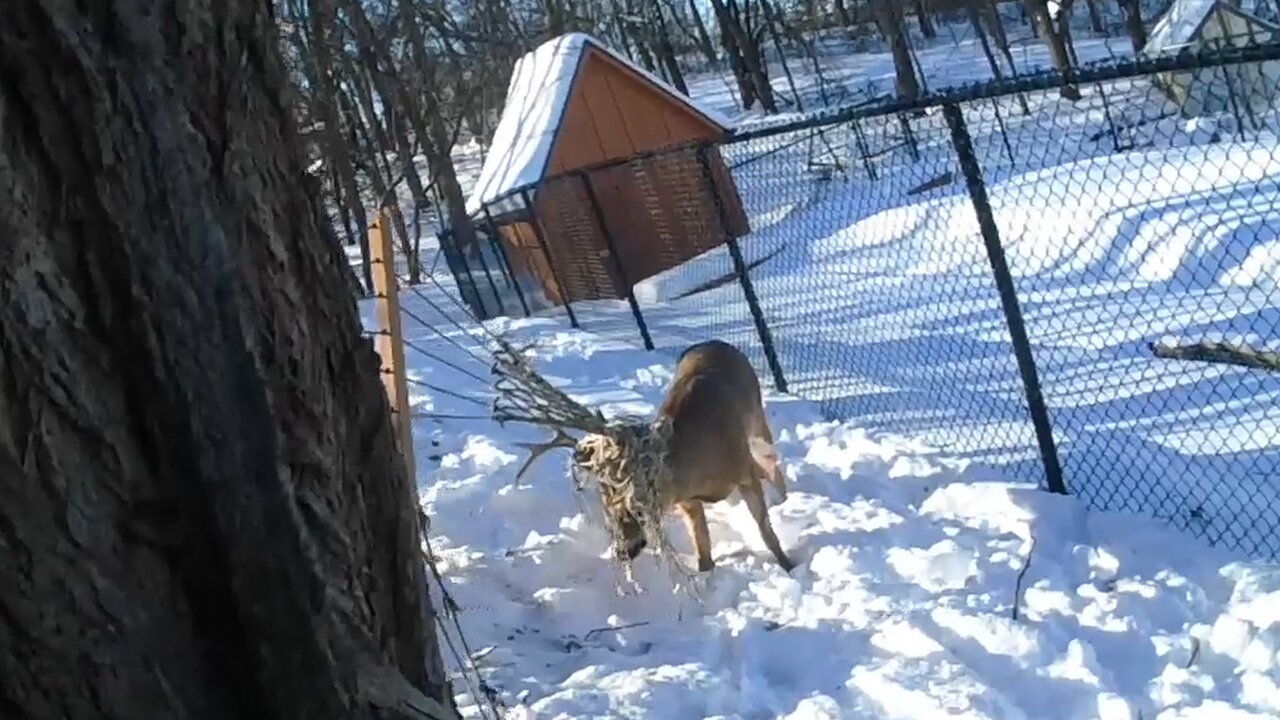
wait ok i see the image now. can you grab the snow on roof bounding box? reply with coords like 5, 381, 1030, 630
1145, 0, 1228, 53
1145, 0, 1280, 55
464, 33, 734, 216
1145, 0, 1220, 53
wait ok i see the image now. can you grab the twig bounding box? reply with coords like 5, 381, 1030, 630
583, 621, 651, 642
1012, 535, 1037, 621
1149, 340, 1280, 373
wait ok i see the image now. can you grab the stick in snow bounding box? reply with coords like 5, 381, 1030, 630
1012, 536, 1037, 621
1149, 340, 1280, 373
583, 621, 652, 641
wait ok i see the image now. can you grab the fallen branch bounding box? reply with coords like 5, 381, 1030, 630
1149, 340, 1280, 373
583, 621, 651, 642
1012, 536, 1037, 621
1185, 636, 1201, 669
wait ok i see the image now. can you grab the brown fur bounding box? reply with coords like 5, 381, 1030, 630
611, 340, 794, 573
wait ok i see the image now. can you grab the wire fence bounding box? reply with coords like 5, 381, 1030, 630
462, 44, 1280, 560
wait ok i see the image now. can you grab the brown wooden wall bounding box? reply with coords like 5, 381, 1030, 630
497, 46, 752, 306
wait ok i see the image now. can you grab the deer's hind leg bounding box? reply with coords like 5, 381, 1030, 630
748, 416, 787, 503
678, 500, 715, 572
739, 479, 795, 573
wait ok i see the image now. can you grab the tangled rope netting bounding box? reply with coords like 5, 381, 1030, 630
488, 338, 701, 590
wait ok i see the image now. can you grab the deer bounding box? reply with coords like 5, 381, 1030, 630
502, 339, 795, 576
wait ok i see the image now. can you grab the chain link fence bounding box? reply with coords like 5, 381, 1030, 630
472, 44, 1280, 560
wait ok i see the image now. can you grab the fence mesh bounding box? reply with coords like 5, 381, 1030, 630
477, 47, 1280, 560
962, 58, 1280, 556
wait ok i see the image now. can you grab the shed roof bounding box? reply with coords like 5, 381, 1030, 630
1143, 0, 1277, 53
1145, 0, 1222, 53
464, 33, 734, 216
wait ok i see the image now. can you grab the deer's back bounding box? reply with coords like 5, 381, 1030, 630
658, 341, 765, 502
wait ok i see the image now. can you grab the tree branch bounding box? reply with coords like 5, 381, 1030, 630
1148, 340, 1280, 373
1012, 536, 1036, 621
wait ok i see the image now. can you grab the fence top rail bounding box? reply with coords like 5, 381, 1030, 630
473, 41, 1280, 219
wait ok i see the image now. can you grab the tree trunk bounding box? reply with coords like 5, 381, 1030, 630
652, 7, 690, 94
834, 0, 853, 26
708, 0, 761, 109
395, 0, 481, 290
1057, 0, 1081, 66
1119, 0, 1147, 52
706, 0, 773, 110
914, 0, 938, 38
872, 0, 921, 100
1024, 0, 1081, 99
341, 0, 445, 286
688, 0, 721, 64
0, 1, 456, 719
982, 0, 1022, 78
1084, 0, 1105, 34
761, 0, 805, 110
307, 0, 376, 294
967, 0, 1032, 114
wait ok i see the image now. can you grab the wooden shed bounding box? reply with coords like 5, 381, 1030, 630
1142, 0, 1280, 118
465, 33, 750, 308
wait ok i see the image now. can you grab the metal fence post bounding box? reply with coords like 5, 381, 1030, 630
697, 145, 789, 393
467, 223, 505, 317
942, 103, 1066, 496
520, 188, 579, 329
898, 113, 921, 162
850, 119, 877, 181
482, 204, 531, 317
579, 172, 654, 351
441, 227, 490, 320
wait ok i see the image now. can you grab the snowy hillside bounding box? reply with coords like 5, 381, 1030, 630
359, 270, 1280, 719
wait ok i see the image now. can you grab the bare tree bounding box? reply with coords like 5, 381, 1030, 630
307, 0, 377, 293
686, 0, 721, 64
0, 1, 457, 719
966, 0, 1032, 113
1118, 0, 1148, 52
871, 0, 920, 100
1024, 0, 1082, 99
710, 0, 778, 111
914, 0, 938, 39
1083, 0, 1106, 34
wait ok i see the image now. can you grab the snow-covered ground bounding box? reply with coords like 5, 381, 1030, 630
475, 56, 1280, 560
358, 269, 1280, 719
339, 21, 1280, 715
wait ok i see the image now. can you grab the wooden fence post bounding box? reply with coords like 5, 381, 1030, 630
370, 209, 416, 483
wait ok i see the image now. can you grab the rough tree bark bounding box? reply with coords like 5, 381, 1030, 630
0, 1, 456, 719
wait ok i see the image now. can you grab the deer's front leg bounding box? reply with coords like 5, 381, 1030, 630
678, 500, 714, 572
